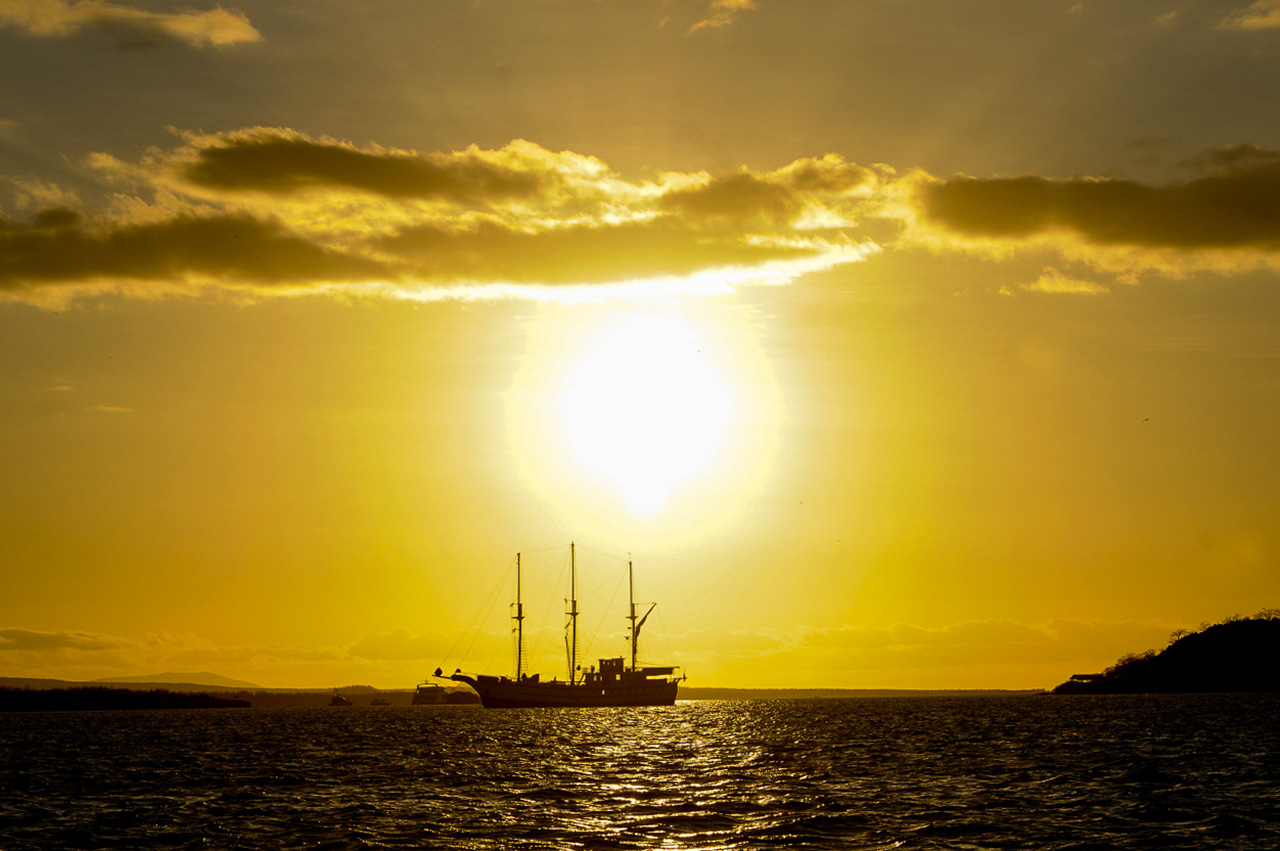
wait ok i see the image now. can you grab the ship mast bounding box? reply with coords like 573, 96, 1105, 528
628, 557, 638, 671
513, 552, 524, 679
567, 541, 579, 685
628, 556, 657, 673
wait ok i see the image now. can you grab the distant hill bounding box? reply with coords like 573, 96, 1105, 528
1054, 612, 1280, 694
93, 671, 261, 689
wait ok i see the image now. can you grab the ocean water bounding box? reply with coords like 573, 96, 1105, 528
2, 695, 1278, 849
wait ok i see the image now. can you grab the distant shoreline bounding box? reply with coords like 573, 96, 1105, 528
680, 687, 1045, 700
1, 676, 1045, 707
0, 686, 249, 712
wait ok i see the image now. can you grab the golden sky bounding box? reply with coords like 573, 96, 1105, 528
2, 0, 1279, 689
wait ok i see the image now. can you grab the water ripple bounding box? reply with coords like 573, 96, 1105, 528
2, 694, 1279, 849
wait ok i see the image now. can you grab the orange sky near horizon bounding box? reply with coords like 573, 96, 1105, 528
3, 0, 1280, 690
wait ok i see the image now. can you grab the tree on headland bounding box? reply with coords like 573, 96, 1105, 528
1053, 610, 1280, 694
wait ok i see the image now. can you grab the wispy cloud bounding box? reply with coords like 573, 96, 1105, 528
1015, 267, 1109, 295
671, 618, 1176, 687
0, 627, 126, 651
349, 629, 446, 661
0, 626, 456, 686
1219, 0, 1280, 30
689, 0, 756, 33
0, 0, 262, 49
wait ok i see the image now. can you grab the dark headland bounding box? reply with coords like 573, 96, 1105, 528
1053, 611, 1280, 694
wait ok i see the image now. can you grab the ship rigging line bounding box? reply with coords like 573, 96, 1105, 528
445, 543, 670, 680
583, 568, 627, 662
445, 555, 518, 671
649, 604, 676, 671
571, 541, 632, 565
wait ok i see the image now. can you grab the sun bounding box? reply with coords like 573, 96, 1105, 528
507, 301, 779, 541
555, 314, 733, 516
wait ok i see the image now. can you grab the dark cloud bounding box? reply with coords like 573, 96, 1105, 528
921, 161, 1280, 249
0, 211, 388, 289
379, 216, 814, 285
0, 206, 820, 293
773, 156, 877, 194
184, 133, 547, 204
2, 134, 877, 300
661, 173, 802, 226
1179, 144, 1280, 176
31, 207, 82, 229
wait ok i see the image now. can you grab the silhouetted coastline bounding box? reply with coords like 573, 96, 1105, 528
1054, 611, 1280, 694
0, 676, 1036, 706
0, 686, 250, 712
0, 678, 480, 709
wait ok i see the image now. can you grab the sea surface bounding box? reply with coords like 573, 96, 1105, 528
2, 694, 1278, 849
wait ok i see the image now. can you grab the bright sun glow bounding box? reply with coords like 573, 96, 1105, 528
555, 315, 733, 516
507, 300, 780, 545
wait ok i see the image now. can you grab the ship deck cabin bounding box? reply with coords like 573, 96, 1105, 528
462, 658, 678, 690
579, 656, 677, 687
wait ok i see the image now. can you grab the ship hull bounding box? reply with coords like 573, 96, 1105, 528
451, 674, 678, 708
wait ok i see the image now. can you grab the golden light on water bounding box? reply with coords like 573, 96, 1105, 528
507, 301, 780, 547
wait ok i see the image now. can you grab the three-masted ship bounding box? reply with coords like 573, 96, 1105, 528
438, 543, 682, 708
